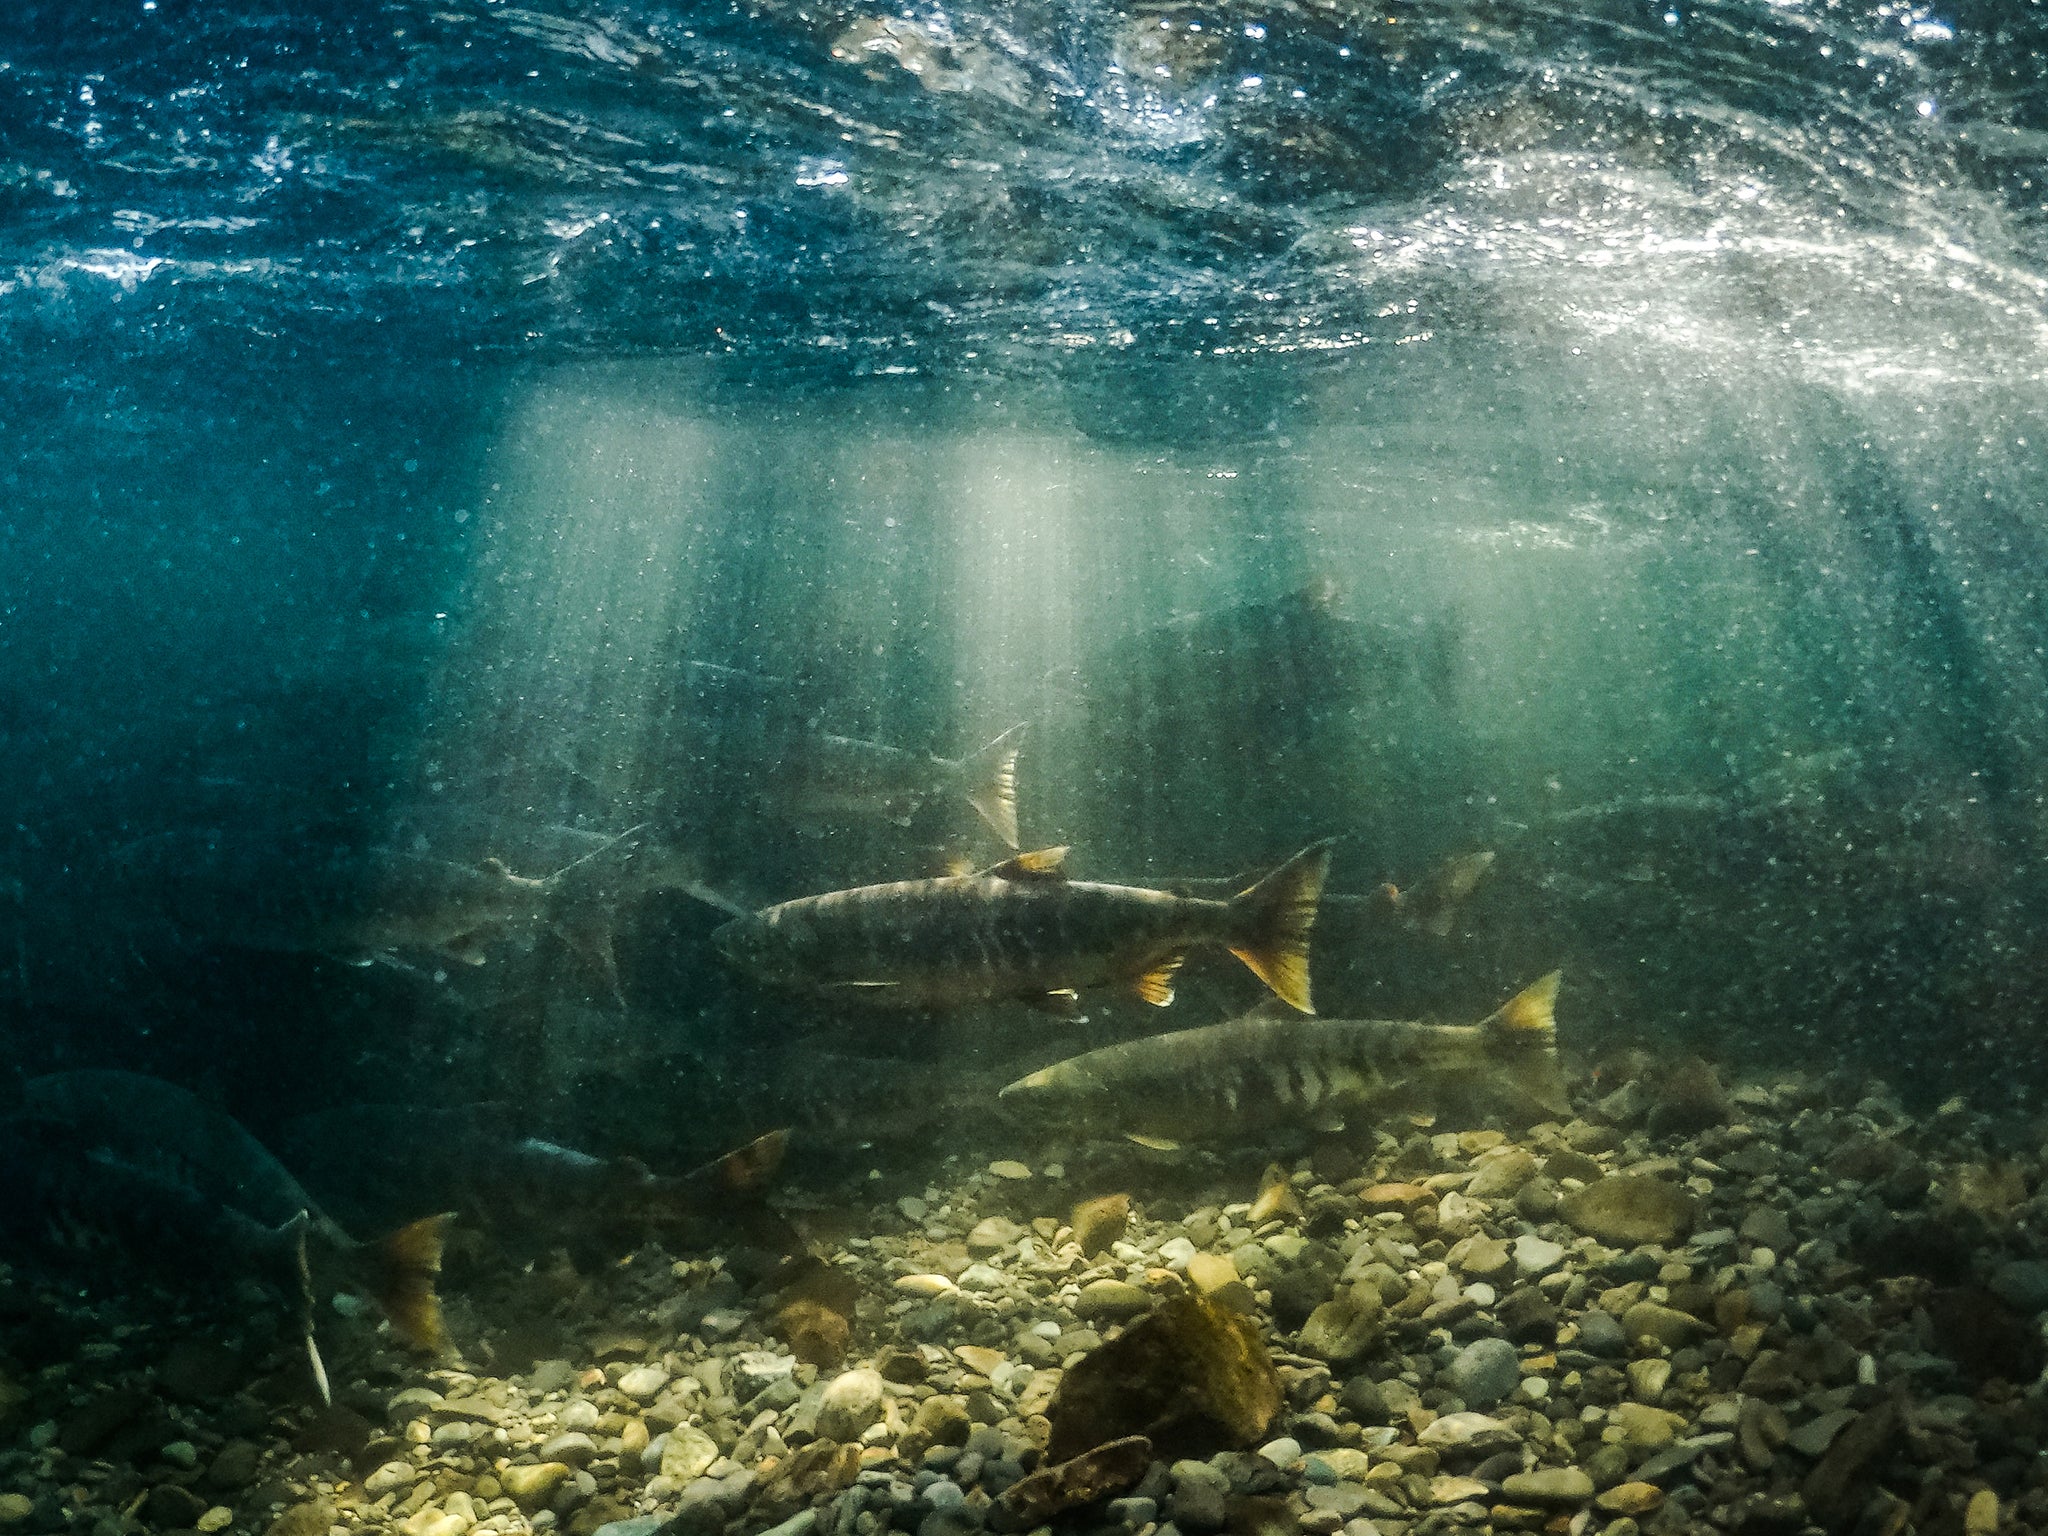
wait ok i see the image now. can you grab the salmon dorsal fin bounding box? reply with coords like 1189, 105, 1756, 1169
1480, 970, 1561, 1048
1131, 955, 1184, 1007
986, 846, 1069, 881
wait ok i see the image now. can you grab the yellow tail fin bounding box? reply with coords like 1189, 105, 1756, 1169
370, 1213, 454, 1356
1479, 970, 1561, 1044
958, 725, 1026, 847
1224, 840, 1333, 1014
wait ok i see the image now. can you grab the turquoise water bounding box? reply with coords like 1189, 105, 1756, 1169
4, 0, 2048, 1149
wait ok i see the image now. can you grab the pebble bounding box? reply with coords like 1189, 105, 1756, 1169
1073, 1279, 1154, 1321
816, 1369, 885, 1442
1512, 1234, 1565, 1276
1166, 1460, 1230, 1532
1257, 1436, 1302, 1467
616, 1366, 668, 1402
540, 1432, 599, 1465
1627, 1357, 1671, 1402
1595, 1483, 1665, 1516
0, 1497, 32, 1526
1577, 1309, 1627, 1357
988, 1160, 1033, 1180
1502, 1467, 1594, 1505
365, 1461, 418, 1498
660, 1424, 720, 1481
500, 1464, 574, 1513
1441, 1337, 1521, 1408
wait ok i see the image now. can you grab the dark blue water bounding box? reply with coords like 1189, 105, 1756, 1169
7, 0, 2048, 1145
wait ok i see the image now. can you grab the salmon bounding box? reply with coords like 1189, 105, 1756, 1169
712, 841, 1333, 1015
999, 972, 1568, 1144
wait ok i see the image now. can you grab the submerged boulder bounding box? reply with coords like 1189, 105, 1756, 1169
1046, 1293, 1282, 1462
1559, 1175, 1697, 1247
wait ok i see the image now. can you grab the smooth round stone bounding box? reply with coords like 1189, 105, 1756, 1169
561, 1401, 601, 1433
161, 1441, 200, 1470
1462, 1283, 1497, 1308
540, 1433, 598, 1466
1502, 1467, 1594, 1506
616, 1367, 668, 1403
1257, 1437, 1302, 1467
1990, 1260, 2048, 1313
816, 1369, 886, 1442
365, 1461, 418, 1498
1576, 1310, 1628, 1358
1442, 1337, 1521, 1408
1595, 1482, 1665, 1516
1513, 1235, 1566, 1277
1074, 1279, 1154, 1321
0, 1497, 34, 1526
988, 1161, 1033, 1180
1628, 1359, 1672, 1402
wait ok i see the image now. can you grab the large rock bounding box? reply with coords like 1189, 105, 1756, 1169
988, 1435, 1152, 1532
1045, 1292, 1283, 1463
1560, 1176, 1697, 1247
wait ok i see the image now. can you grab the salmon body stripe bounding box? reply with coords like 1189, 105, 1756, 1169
723, 876, 1223, 1006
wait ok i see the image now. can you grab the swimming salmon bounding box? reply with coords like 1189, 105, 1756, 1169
11, 1071, 453, 1399
998, 972, 1567, 1143
712, 841, 1332, 1014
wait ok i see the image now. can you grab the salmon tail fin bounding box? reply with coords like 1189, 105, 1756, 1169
1479, 970, 1561, 1047
1225, 840, 1334, 1014
368, 1213, 454, 1357
1480, 972, 1566, 1117
956, 725, 1026, 847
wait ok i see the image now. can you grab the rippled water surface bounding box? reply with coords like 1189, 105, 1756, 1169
8, 0, 2048, 1124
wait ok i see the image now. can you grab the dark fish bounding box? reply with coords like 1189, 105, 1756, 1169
713, 841, 1332, 1014
998, 972, 1567, 1145
10, 1071, 452, 1396
106, 822, 649, 982
273, 1107, 788, 1259
1383, 850, 1496, 937
759, 724, 1026, 847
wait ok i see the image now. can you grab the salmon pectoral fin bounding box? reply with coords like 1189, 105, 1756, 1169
986, 846, 1068, 881
1130, 955, 1184, 1008
1226, 839, 1334, 1014
1021, 988, 1085, 1019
